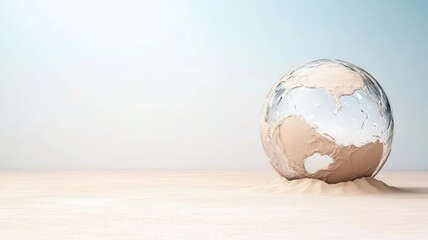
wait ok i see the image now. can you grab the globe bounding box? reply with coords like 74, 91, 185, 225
260, 59, 394, 184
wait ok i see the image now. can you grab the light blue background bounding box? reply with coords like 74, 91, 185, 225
1, 0, 427, 169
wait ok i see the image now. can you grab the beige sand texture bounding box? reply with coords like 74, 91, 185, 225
257, 176, 400, 194
0, 170, 427, 239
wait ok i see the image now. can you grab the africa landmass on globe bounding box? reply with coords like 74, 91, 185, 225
260, 59, 393, 183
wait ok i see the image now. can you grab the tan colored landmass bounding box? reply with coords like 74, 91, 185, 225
283, 62, 365, 111
272, 115, 383, 184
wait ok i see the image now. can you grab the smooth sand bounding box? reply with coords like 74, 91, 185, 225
1, 170, 427, 239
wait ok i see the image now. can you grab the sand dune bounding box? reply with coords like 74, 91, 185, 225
256, 177, 401, 194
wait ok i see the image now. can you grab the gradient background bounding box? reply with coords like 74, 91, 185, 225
1, 0, 427, 169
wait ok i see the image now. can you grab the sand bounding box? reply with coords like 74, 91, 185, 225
1, 170, 427, 239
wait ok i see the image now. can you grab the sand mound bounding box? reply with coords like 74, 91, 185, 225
256, 177, 401, 195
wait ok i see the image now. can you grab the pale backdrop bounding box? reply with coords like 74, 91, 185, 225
1, 0, 427, 169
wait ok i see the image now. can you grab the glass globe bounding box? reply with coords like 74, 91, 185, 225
260, 59, 394, 183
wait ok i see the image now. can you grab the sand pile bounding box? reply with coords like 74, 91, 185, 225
257, 177, 401, 194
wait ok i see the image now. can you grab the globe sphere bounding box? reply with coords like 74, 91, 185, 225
260, 59, 393, 183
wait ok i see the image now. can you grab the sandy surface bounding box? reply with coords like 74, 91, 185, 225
0, 170, 427, 239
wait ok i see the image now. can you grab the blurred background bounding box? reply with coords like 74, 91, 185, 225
1, 0, 427, 169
